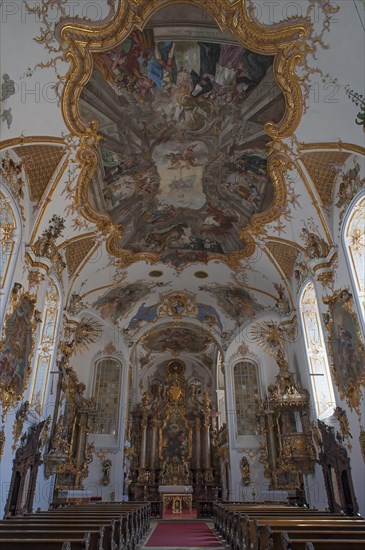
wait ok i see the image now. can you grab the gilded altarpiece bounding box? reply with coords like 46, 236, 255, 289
129, 361, 218, 503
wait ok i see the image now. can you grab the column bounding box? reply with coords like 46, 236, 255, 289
150, 418, 158, 470
267, 413, 277, 470
203, 415, 211, 469
139, 416, 147, 470
195, 417, 201, 470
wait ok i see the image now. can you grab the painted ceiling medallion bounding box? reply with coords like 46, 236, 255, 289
59, 0, 310, 268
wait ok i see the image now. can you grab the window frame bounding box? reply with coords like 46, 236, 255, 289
299, 279, 336, 420
232, 358, 261, 438
342, 189, 365, 336
92, 355, 122, 436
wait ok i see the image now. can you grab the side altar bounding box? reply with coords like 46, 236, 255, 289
127, 360, 219, 504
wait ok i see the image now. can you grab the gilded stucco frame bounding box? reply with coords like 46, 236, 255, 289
57, 0, 312, 268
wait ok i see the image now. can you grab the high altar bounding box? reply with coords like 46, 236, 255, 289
127, 360, 219, 507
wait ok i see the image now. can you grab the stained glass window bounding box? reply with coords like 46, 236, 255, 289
233, 360, 260, 435
300, 281, 336, 419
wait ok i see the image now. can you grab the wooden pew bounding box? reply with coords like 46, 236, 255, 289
280, 531, 365, 550
252, 516, 365, 550
0, 518, 119, 549
0, 534, 90, 550
213, 503, 365, 550
0, 527, 105, 550
0, 501, 150, 550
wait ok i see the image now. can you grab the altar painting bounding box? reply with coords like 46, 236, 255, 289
83, 27, 284, 266
0, 295, 35, 398
327, 297, 365, 393
161, 410, 191, 461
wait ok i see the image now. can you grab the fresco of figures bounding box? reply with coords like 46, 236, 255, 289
86, 28, 284, 266
93, 282, 153, 323
0, 295, 35, 398
327, 296, 365, 393
199, 284, 264, 326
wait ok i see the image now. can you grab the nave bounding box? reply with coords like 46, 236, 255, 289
1, 0, 365, 540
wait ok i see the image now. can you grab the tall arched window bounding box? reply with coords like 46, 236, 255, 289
93, 357, 122, 435
343, 193, 365, 326
300, 281, 336, 419
0, 189, 21, 327
233, 360, 260, 436
30, 280, 61, 414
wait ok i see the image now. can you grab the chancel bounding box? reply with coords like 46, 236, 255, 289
0, 0, 365, 549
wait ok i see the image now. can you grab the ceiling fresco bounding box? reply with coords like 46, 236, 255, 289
92, 282, 155, 324
141, 326, 214, 354
198, 284, 265, 327
81, 25, 285, 267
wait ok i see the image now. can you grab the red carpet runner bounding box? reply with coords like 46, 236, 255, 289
145, 521, 223, 547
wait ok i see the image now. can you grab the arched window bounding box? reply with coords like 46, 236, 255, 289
300, 281, 336, 419
30, 281, 61, 414
93, 357, 122, 435
343, 194, 365, 326
233, 360, 260, 436
0, 189, 21, 327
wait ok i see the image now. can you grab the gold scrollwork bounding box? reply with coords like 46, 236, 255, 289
0, 425, 5, 460
158, 294, 197, 319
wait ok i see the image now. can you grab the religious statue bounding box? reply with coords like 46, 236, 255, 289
141, 390, 152, 408
274, 283, 290, 314
334, 407, 352, 444
102, 459, 112, 486
240, 456, 251, 486
49, 415, 69, 455
300, 227, 330, 260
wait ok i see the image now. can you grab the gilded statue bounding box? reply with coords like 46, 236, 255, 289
49, 415, 69, 454
240, 456, 251, 486
334, 407, 352, 444
274, 283, 290, 315
300, 227, 330, 260
141, 390, 152, 408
